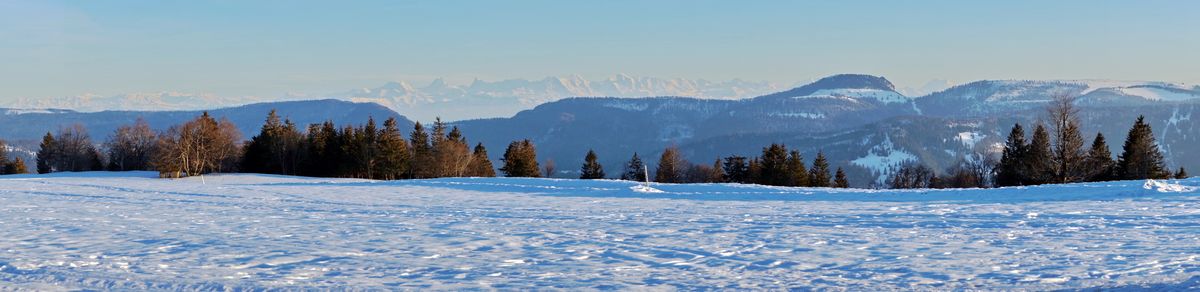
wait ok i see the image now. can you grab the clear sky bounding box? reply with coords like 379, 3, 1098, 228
2, 0, 1198, 99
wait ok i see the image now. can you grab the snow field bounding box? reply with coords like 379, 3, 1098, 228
1, 172, 1199, 289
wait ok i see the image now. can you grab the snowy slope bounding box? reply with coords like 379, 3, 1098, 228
2, 172, 1200, 290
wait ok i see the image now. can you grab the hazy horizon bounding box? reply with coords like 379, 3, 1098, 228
3, 0, 1199, 100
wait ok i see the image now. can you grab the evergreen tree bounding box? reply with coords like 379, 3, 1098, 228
241, 110, 283, 174
995, 124, 1027, 186
833, 167, 850, 188
36, 132, 56, 174
621, 153, 647, 181
409, 122, 433, 178
747, 158, 762, 184
809, 151, 832, 187
499, 139, 540, 177
722, 156, 749, 183
579, 149, 605, 179
786, 150, 809, 187
1176, 167, 1189, 179
758, 144, 789, 186
654, 146, 685, 183
376, 117, 411, 180
1025, 124, 1054, 185
1117, 116, 1169, 180
466, 143, 496, 177
1083, 133, 1116, 182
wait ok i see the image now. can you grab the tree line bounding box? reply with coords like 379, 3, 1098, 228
888, 95, 1188, 189
575, 144, 849, 188
13, 102, 1191, 190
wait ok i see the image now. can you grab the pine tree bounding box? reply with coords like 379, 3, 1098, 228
655, 146, 685, 183
1176, 167, 1189, 179
36, 132, 57, 174
833, 167, 849, 188
409, 122, 433, 178
1117, 116, 1169, 180
995, 124, 1027, 186
466, 143, 496, 177
722, 156, 749, 183
376, 117, 411, 180
1025, 124, 1054, 185
500, 139, 540, 177
1083, 133, 1116, 182
241, 110, 283, 174
6, 157, 27, 174
758, 143, 790, 186
786, 150, 809, 187
579, 149, 605, 179
809, 151, 832, 187
747, 158, 762, 184
621, 153, 646, 181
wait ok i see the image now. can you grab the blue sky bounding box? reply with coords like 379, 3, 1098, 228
2, 0, 1198, 98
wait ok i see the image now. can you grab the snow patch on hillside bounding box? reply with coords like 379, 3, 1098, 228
796, 89, 910, 104
954, 132, 986, 148
851, 135, 918, 185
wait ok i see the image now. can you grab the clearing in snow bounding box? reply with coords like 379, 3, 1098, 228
2, 172, 1200, 290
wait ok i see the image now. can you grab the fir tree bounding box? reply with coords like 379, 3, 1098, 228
833, 167, 850, 188
1083, 133, 1115, 182
758, 143, 790, 186
786, 150, 809, 187
747, 158, 762, 184
579, 149, 605, 179
654, 146, 685, 183
809, 151, 832, 187
1117, 116, 1169, 180
376, 117, 411, 180
35, 132, 56, 174
409, 122, 433, 178
466, 143, 496, 177
995, 124, 1027, 186
499, 139, 540, 177
1176, 167, 1189, 179
621, 153, 647, 181
722, 156, 749, 183
1025, 124, 1054, 185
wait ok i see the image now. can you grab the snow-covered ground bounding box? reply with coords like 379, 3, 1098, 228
2, 172, 1200, 290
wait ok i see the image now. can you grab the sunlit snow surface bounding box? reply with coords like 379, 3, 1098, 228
2, 172, 1200, 290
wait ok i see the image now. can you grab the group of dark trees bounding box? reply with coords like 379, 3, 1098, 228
994, 96, 1184, 187
240, 111, 498, 180
575, 144, 849, 188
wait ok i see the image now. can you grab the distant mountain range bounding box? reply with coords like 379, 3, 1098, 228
0, 75, 788, 122
2, 74, 1196, 186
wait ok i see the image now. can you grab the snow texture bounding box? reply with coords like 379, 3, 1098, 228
2, 172, 1200, 290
